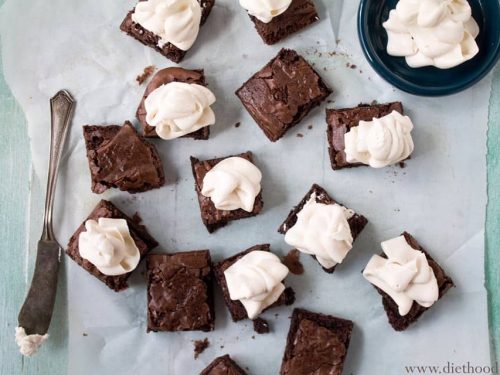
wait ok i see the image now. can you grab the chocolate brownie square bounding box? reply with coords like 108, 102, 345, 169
200, 354, 247, 375
326, 102, 404, 170
236, 49, 332, 142
213, 244, 295, 322
83, 122, 165, 194
247, 0, 319, 45
66, 200, 158, 292
370, 232, 455, 331
147, 250, 215, 332
137, 67, 210, 140
190, 152, 264, 233
278, 184, 368, 273
280, 308, 353, 375
120, 0, 215, 63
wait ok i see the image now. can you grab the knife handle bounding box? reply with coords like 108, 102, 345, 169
41, 90, 75, 242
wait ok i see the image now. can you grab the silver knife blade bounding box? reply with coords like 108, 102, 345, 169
18, 240, 61, 335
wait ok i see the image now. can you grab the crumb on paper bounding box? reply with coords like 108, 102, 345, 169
136, 65, 155, 85
234, 122, 241, 128
15, 327, 48, 357
253, 318, 270, 334
296, 133, 304, 138
82, 332, 88, 337
193, 338, 209, 359
399, 161, 406, 168
308, 125, 313, 130
283, 249, 304, 275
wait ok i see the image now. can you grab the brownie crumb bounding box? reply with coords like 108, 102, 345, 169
327, 99, 334, 104
371, 99, 379, 105
82, 333, 88, 337
308, 125, 313, 130
350, 64, 357, 69
253, 318, 270, 334
284, 287, 296, 305
234, 122, 241, 128
283, 249, 304, 275
193, 338, 210, 359
296, 133, 304, 138
251, 335, 255, 339
220, 345, 225, 349
136, 65, 155, 85
132, 212, 142, 224
399, 161, 406, 168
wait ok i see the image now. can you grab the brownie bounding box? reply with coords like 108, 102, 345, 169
66, 200, 158, 292
120, 0, 215, 63
280, 308, 354, 375
278, 184, 368, 273
83, 122, 165, 194
137, 67, 210, 140
213, 244, 295, 322
200, 354, 247, 375
236, 49, 332, 142
326, 102, 404, 170
147, 250, 215, 332
371, 232, 455, 331
248, 0, 319, 45
190, 152, 264, 233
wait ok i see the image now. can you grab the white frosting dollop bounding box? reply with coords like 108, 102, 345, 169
15, 327, 48, 356
132, 0, 202, 51
344, 110, 414, 168
383, 0, 480, 69
239, 0, 292, 23
78, 218, 140, 276
284, 194, 354, 269
145, 82, 216, 140
363, 235, 439, 316
201, 157, 262, 212
224, 250, 289, 319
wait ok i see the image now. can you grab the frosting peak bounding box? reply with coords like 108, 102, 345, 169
284, 194, 354, 269
363, 235, 439, 316
383, 0, 479, 69
239, 0, 292, 23
224, 250, 289, 319
344, 110, 414, 168
145, 82, 216, 140
132, 0, 202, 51
78, 218, 140, 276
201, 157, 262, 212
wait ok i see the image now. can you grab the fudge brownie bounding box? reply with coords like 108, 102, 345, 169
280, 308, 354, 375
326, 102, 404, 170
200, 354, 247, 375
236, 49, 332, 142
120, 0, 215, 63
66, 200, 158, 292
371, 232, 455, 331
137, 67, 210, 140
213, 244, 295, 322
83, 122, 165, 194
248, 0, 319, 45
190, 152, 264, 233
147, 250, 215, 332
278, 184, 368, 273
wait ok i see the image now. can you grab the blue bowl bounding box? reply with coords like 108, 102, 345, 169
358, 0, 500, 96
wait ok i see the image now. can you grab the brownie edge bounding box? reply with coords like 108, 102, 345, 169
200, 354, 248, 375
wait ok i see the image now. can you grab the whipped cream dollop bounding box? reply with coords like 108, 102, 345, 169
145, 82, 216, 140
239, 0, 292, 23
224, 250, 289, 319
15, 327, 48, 356
383, 0, 480, 69
344, 110, 414, 168
132, 0, 202, 50
363, 235, 439, 316
201, 157, 262, 212
78, 218, 140, 276
284, 194, 354, 269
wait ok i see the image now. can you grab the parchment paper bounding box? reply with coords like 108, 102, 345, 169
0, 0, 492, 373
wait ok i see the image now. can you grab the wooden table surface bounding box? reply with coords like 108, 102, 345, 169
0, 1, 498, 372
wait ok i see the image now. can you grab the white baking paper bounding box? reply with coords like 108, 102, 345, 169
0, 0, 492, 373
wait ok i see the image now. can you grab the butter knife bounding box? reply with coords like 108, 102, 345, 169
16, 90, 75, 356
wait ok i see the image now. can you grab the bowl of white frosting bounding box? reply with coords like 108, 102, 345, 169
358, 0, 500, 96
